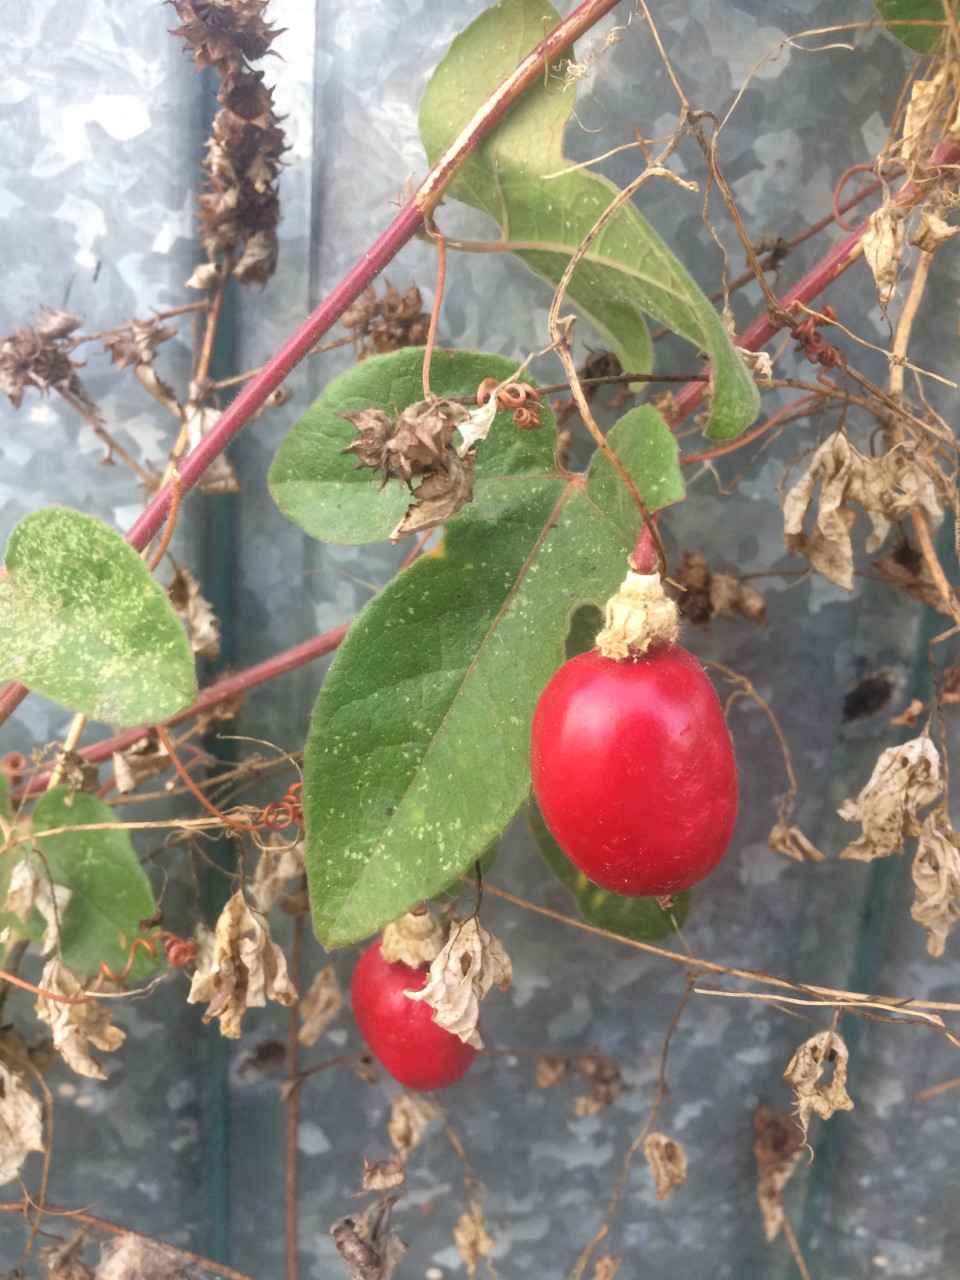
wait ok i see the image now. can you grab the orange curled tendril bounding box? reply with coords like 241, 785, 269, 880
93, 929, 200, 992
476, 378, 542, 430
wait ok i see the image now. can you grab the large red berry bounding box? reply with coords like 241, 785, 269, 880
351, 940, 476, 1090
530, 643, 737, 896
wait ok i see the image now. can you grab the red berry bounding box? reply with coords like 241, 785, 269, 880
530, 644, 737, 896
351, 940, 476, 1090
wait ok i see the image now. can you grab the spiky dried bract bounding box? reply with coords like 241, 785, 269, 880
595, 571, 679, 660
403, 917, 511, 1050
102, 318, 177, 373
170, 0, 285, 288
35, 961, 125, 1080
753, 1105, 805, 1243
838, 735, 942, 862
783, 432, 945, 591
453, 1204, 495, 1280
1, 858, 72, 954
168, 565, 222, 660
341, 399, 480, 542
0, 1062, 43, 1188
0, 308, 88, 410
783, 1030, 854, 1140
251, 834, 305, 914
297, 964, 343, 1047
388, 1092, 436, 1160
341, 283, 431, 358
910, 809, 960, 957
642, 1132, 688, 1201
187, 891, 297, 1038
380, 910, 445, 967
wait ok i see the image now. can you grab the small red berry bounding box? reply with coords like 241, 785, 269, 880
351, 940, 476, 1090
530, 643, 737, 896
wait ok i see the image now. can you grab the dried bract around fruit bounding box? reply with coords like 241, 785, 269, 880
380, 909, 445, 967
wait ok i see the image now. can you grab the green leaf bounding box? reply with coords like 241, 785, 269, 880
419, 0, 759, 439
528, 801, 689, 941
433, 839, 500, 903
0, 508, 197, 727
269, 348, 551, 545
31, 788, 159, 981
303, 384, 684, 946
876, 0, 946, 52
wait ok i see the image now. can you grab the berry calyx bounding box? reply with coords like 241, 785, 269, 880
530, 643, 738, 897
351, 939, 477, 1090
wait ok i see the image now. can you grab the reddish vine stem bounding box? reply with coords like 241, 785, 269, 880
0, 0, 623, 735
14, 624, 350, 799
681, 394, 822, 465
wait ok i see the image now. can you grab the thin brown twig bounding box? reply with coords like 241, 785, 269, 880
206, 335, 355, 390
286, 895, 305, 1280
681, 395, 822, 466
65, 302, 208, 349
58, 389, 156, 485
147, 470, 182, 571
915, 1075, 960, 1103
780, 1212, 814, 1280
0, 1201, 257, 1280
568, 975, 695, 1280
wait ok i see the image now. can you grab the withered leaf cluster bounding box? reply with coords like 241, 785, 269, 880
753, 1104, 805, 1243
535, 1049, 625, 1117
341, 283, 431, 359
170, 1, 286, 287
35, 960, 125, 1080
0, 307, 89, 410
331, 1158, 408, 1280
783, 1029, 854, 1141
674, 550, 767, 629
341, 398, 478, 541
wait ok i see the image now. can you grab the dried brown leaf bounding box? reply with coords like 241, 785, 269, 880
39, 1230, 95, 1280
35, 960, 125, 1080
379, 910, 445, 967
390, 452, 477, 543
112, 732, 171, 796
874, 534, 955, 617
95, 1232, 203, 1279
571, 1052, 624, 1117
232, 228, 278, 284
0, 1062, 43, 1188
297, 964, 342, 1047
910, 808, 960, 957
103, 318, 177, 372
403, 918, 511, 1050
361, 1155, 406, 1195
753, 1104, 805, 1243
388, 1092, 436, 1160
2, 857, 71, 954
184, 397, 240, 494
186, 262, 222, 292
783, 433, 944, 590
330, 1213, 407, 1280
168, 566, 221, 660
890, 698, 926, 728
453, 1204, 495, 1280
862, 203, 905, 307
768, 821, 825, 863
251, 835, 305, 914
910, 207, 958, 252
783, 1029, 854, 1141
535, 1052, 569, 1088
186, 891, 297, 1039
675, 551, 766, 629
642, 1131, 688, 1201
838, 735, 942, 861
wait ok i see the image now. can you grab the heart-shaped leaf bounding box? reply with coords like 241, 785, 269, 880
269, 348, 549, 545
419, 0, 759, 439
0, 508, 197, 726
31, 788, 160, 981
302, 383, 684, 945
528, 801, 690, 942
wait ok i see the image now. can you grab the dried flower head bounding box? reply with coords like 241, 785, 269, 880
0, 308, 88, 410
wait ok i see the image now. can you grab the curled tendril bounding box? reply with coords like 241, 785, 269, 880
476, 378, 542, 430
